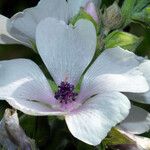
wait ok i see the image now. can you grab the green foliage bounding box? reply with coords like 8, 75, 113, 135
132, 5, 150, 26
48, 80, 58, 93
121, 0, 150, 27
121, 0, 136, 27
20, 115, 51, 148
134, 0, 150, 12
103, 128, 134, 146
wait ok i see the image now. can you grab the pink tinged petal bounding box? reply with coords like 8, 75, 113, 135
0, 15, 20, 44
65, 92, 130, 145
6, 98, 64, 116
126, 60, 150, 104
0, 59, 53, 105
84, 2, 99, 23
129, 135, 150, 150
36, 18, 96, 85
118, 105, 150, 134
9, 0, 68, 45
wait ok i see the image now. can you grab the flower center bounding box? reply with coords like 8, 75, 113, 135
54, 82, 78, 104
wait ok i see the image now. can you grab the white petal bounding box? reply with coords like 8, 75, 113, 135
68, 0, 101, 18
9, 0, 68, 44
0, 15, 20, 44
126, 60, 150, 104
79, 47, 147, 99
36, 18, 96, 85
6, 98, 64, 116
79, 69, 149, 101
0, 59, 53, 105
118, 105, 150, 134
93, 70, 148, 93
85, 47, 141, 78
65, 92, 130, 145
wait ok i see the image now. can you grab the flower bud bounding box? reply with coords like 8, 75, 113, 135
103, 2, 122, 31
104, 30, 143, 51
84, 2, 99, 23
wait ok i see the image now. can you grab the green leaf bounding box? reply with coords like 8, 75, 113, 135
121, 0, 150, 27
133, 0, 150, 12
132, 5, 150, 26
103, 128, 134, 146
121, 0, 137, 27
104, 30, 143, 51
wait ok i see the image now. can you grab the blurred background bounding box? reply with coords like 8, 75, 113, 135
0, 0, 39, 61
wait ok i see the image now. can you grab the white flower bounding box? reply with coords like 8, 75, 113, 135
0, 18, 148, 145
0, 0, 101, 48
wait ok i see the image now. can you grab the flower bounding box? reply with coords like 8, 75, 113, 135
0, 18, 148, 145
0, 0, 101, 48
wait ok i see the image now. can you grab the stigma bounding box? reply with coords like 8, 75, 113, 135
54, 82, 78, 104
